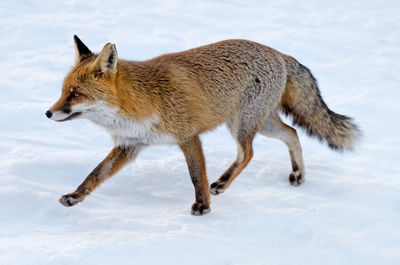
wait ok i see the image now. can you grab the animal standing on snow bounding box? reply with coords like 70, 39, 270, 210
46, 35, 360, 215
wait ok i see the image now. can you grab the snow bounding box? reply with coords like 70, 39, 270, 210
1, 0, 399, 264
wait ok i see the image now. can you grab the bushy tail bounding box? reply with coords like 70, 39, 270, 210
280, 56, 361, 151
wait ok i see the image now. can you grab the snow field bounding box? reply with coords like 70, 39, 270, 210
0, 0, 399, 264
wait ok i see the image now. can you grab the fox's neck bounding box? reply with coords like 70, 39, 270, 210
108, 60, 160, 120
116, 60, 165, 90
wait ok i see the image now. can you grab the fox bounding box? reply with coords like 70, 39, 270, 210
46, 35, 360, 215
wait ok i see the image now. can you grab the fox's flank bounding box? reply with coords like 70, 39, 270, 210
46, 35, 361, 216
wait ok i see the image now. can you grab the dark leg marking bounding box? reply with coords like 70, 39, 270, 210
59, 146, 142, 207
289, 170, 303, 186
289, 150, 299, 172
179, 136, 211, 216
288, 149, 303, 186
210, 162, 239, 195
219, 162, 238, 182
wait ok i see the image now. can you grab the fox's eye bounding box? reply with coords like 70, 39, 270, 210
71, 92, 81, 98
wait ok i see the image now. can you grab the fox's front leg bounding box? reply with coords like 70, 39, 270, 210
179, 135, 210, 216
59, 146, 142, 207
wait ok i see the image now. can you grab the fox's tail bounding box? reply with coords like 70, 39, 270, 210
280, 56, 361, 151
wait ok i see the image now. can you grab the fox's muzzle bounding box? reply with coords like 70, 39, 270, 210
46, 96, 76, 122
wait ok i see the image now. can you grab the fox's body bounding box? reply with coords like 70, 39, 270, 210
47, 36, 360, 215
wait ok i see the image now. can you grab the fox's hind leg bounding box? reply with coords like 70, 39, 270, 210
260, 111, 305, 186
210, 74, 286, 195
210, 119, 257, 195
210, 82, 269, 196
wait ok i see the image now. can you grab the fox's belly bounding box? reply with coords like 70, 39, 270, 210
112, 131, 177, 146
106, 117, 177, 146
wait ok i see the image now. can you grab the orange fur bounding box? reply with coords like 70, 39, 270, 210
48, 36, 360, 215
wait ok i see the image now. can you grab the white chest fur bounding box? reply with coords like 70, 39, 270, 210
83, 101, 176, 146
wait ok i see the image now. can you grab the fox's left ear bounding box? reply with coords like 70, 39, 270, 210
73, 35, 93, 63
93, 43, 118, 76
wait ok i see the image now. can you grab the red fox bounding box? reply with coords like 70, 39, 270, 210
46, 35, 360, 215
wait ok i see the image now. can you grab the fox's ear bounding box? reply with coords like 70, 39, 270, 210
93, 43, 118, 75
74, 35, 93, 63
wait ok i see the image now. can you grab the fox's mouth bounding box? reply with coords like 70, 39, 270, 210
55, 112, 82, 122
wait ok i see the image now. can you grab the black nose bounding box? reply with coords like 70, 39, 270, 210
45, 110, 52, 118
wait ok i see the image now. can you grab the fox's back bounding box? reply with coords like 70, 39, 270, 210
135, 40, 288, 131
149, 39, 287, 91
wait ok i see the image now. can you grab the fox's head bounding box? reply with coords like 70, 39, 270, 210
46, 35, 118, 122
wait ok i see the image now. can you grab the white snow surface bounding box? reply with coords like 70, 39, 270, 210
1, 1, 399, 264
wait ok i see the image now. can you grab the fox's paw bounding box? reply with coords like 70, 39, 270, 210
191, 201, 211, 216
59, 192, 84, 207
289, 170, 304, 186
210, 181, 226, 195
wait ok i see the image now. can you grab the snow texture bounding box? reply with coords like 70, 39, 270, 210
1, 0, 399, 264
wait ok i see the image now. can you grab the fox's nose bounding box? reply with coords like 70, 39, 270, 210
45, 110, 52, 118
